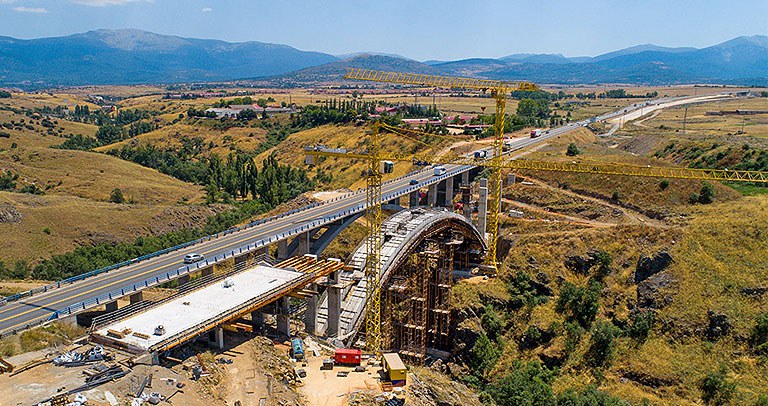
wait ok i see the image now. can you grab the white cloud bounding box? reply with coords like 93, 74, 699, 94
71, 0, 151, 6
14, 6, 48, 13
201, 7, 212, 12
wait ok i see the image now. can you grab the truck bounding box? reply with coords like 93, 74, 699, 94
473, 150, 487, 159
530, 129, 543, 138
433, 165, 446, 176
291, 338, 304, 360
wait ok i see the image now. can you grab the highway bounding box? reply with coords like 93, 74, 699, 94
0, 92, 728, 336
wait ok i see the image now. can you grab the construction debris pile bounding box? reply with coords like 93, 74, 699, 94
52, 345, 112, 367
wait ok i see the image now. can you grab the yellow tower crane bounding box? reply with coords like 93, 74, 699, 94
344, 68, 539, 272
306, 123, 768, 356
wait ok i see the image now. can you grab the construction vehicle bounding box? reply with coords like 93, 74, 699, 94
334, 348, 362, 366
305, 67, 768, 358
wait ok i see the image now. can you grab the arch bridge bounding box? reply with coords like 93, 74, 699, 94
312, 207, 486, 363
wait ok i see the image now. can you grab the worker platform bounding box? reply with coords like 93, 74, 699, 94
90, 255, 343, 356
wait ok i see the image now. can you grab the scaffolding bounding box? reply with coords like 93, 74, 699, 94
382, 229, 466, 363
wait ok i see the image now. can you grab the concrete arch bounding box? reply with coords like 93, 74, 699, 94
315, 208, 486, 345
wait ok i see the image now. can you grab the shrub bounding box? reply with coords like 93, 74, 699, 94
566, 143, 580, 156
689, 192, 701, 204
481, 306, 505, 341
699, 367, 736, 405
485, 361, 555, 406
557, 385, 630, 405
586, 320, 621, 368
659, 179, 670, 190
754, 395, 768, 406
592, 250, 613, 280
564, 321, 585, 355
612, 190, 621, 201
699, 181, 715, 204
626, 311, 654, 343
751, 313, 768, 355
467, 332, 501, 378
557, 280, 602, 328
110, 188, 125, 204
507, 271, 549, 309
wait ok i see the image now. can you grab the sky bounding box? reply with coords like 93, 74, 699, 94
1, 0, 767, 61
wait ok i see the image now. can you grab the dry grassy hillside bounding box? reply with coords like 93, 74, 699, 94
0, 94, 210, 264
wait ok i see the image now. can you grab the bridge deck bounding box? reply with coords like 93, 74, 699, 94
91, 265, 303, 353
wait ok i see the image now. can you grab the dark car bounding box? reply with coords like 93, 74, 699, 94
409, 179, 419, 185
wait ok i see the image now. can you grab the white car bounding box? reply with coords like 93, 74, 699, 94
183, 253, 205, 264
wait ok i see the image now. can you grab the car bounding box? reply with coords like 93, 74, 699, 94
183, 253, 205, 264
409, 179, 419, 185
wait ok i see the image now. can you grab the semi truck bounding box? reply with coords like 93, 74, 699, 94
530, 129, 543, 138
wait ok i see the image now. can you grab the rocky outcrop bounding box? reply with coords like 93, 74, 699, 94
704, 310, 732, 340
637, 271, 675, 309
635, 250, 673, 283
0, 203, 22, 223
564, 249, 605, 275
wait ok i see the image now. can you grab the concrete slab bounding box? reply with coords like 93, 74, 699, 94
92, 265, 303, 352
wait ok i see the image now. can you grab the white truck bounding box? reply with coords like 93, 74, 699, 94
433, 165, 446, 176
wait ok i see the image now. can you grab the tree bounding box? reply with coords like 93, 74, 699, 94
468, 333, 500, 378
109, 188, 125, 204
485, 361, 556, 406
557, 280, 602, 328
566, 143, 580, 156
95, 124, 126, 145
481, 306, 505, 341
626, 311, 654, 344
699, 182, 715, 204
699, 367, 737, 405
586, 320, 621, 367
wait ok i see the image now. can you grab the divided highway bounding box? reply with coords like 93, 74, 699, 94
0, 92, 734, 336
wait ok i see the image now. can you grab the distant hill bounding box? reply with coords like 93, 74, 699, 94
266, 54, 440, 85
0, 29, 338, 87
0, 30, 766, 87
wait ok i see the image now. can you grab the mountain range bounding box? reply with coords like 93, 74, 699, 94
0, 29, 766, 88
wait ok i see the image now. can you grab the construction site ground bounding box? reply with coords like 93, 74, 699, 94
298, 354, 386, 406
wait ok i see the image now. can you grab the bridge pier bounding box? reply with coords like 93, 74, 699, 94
276, 296, 291, 338
462, 170, 469, 184
277, 239, 289, 260
215, 326, 225, 349
428, 183, 438, 207
460, 183, 472, 220
409, 190, 420, 208
305, 283, 318, 335
129, 292, 143, 304
444, 176, 455, 207
251, 310, 264, 332
477, 178, 488, 237
297, 232, 310, 256
326, 283, 343, 337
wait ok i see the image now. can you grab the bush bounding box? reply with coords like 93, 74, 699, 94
557, 280, 602, 328
467, 332, 501, 379
751, 313, 768, 355
485, 361, 555, 406
0, 90, 10, 98
507, 271, 549, 309
110, 188, 125, 204
626, 311, 654, 343
586, 320, 621, 368
19, 184, 44, 195
566, 143, 580, 156
556, 385, 630, 405
699, 367, 736, 405
564, 321, 585, 355
481, 306, 505, 341
699, 181, 715, 204
592, 250, 613, 280
689, 192, 701, 204
659, 179, 670, 190
612, 190, 621, 201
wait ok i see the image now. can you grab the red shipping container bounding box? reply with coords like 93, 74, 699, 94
334, 348, 362, 366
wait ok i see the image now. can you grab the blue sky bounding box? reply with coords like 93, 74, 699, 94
1, 0, 767, 60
